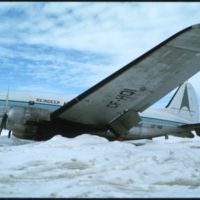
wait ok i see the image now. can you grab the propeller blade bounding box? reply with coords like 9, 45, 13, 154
0, 113, 8, 135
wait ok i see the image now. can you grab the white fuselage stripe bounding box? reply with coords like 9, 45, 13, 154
0, 99, 186, 127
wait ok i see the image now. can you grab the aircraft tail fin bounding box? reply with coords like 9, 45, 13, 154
165, 82, 199, 123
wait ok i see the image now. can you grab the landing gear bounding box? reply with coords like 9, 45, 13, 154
8, 130, 12, 138
116, 135, 124, 141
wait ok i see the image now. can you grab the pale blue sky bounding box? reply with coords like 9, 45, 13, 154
0, 2, 200, 107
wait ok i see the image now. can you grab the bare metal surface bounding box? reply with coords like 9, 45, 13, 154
57, 25, 200, 126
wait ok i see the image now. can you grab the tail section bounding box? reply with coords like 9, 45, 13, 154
165, 82, 199, 123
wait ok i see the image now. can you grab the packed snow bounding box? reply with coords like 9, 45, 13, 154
1, 129, 200, 198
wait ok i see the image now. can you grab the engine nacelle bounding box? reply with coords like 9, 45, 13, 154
6, 107, 50, 140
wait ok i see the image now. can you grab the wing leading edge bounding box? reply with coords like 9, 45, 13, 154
51, 24, 200, 129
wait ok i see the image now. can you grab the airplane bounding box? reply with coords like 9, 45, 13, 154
0, 23, 200, 141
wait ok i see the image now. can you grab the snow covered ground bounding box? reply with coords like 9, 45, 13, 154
1, 129, 200, 198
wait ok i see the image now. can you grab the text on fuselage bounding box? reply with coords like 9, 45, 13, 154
36, 98, 60, 105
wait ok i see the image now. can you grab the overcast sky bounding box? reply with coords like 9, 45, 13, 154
0, 2, 200, 107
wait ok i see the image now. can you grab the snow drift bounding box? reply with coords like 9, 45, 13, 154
1, 130, 200, 198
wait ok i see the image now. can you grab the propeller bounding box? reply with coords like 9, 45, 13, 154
0, 87, 9, 135
0, 113, 8, 135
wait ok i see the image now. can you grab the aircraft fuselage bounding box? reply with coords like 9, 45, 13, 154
0, 92, 192, 141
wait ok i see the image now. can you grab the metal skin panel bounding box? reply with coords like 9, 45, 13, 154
108, 109, 141, 136
51, 24, 200, 127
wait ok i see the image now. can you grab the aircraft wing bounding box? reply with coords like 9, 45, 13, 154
51, 24, 200, 129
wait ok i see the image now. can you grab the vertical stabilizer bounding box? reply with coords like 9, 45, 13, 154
165, 82, 199, 123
